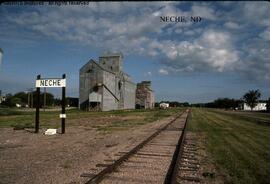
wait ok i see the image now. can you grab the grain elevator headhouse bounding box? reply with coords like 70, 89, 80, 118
79, 53, 136, 111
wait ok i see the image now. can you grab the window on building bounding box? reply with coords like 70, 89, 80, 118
93, 85, 99, 92
86, 66, 93, 73
118, 81, 122, 90
87, 69, 92, 73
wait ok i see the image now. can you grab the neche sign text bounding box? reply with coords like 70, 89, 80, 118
36, 79, 66, 88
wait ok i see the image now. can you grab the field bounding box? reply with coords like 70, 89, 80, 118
1, 107, 270, 183
0, 107, 181, 132
189, 108, 270, 184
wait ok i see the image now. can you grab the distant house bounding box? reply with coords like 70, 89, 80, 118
15, 103, 22, 108
0, 90, 5, 104
0, 95, 5, 104
240, 102, 267, 111
136, 81, 155, 109
159, 102, 169, 109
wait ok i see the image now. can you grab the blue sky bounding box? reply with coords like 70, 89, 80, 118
1, 2, 270, 103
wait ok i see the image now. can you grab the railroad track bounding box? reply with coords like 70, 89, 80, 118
82, 109, 191, 184
174, 133, 202, 183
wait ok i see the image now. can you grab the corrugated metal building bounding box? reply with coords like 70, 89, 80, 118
136, 81, 155, 109
79, 53, 136, 111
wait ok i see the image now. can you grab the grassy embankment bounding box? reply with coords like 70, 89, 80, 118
0, 107, 183, 131
188, 108, 270, 184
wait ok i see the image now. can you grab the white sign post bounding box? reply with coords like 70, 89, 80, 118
35, 75, 66, 134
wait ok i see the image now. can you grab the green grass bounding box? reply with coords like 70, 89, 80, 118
0, 108, 130, 128
188, 108, 270, 184
0, 108, 32, 116
210, 109, 270, 124
0, 107, 182, 130
91, 108, 182, 133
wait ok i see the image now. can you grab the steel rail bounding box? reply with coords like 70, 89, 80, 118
85, 110, 186, 184
164, 109, 190, 184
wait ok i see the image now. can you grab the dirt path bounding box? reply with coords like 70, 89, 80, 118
0, 114, 177, 184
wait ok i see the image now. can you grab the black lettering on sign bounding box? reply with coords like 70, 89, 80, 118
160, 16, 167, 22
37, 79, 63, 87
53, 80, 57, 86
190, 16, 202, 22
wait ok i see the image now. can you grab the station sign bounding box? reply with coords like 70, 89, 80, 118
35, 74, 66, 134
36, 78, 66, 88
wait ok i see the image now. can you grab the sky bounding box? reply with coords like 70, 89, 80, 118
0, 1, 270, 103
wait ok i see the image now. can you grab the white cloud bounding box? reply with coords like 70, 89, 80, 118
259, 29, 270, 41
199, 30, 230, 48
242, 2, 270, 23
238, 38, 270, 81
191, 5, 216, 20
146, 29, 239, 73
184, 30, 196, 36
175, 28, 182, 34
224, 22, 241, 29
159, 68, 169, 75
1, 2, 270, 82
197, 29, 239, 71
144, 71, 152, 76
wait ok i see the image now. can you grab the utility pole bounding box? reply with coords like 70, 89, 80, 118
35, 75, 41, 133
61, 74, 66, 134
31, 91, 33, 108
28, 91, 30, 108
27, 88, 33, 108
43, 87, 46, 111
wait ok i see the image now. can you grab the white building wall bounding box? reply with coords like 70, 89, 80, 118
243, 103, 267, 111
160, 103, 169, 109
80, 55, 136, 111
102, 71, 118, 111
79, 62, 102, 110
123, 81, 136, 109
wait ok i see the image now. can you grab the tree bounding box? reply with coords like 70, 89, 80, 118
32, 91, 54, 107
243, 89, 261, 111
13, 92, 28, 104
204, 98, 242, 109
1, 93, 14, 107
1, 91, 55, 107
10, 97, 22, 106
